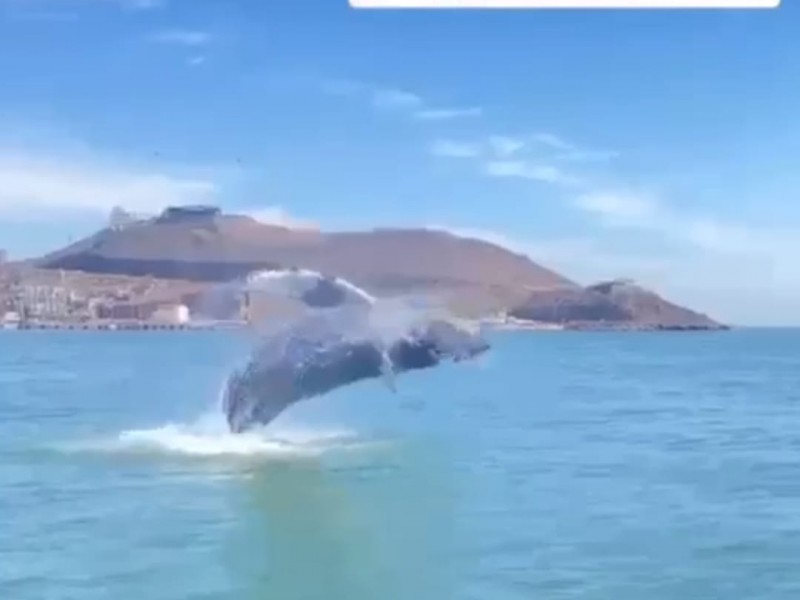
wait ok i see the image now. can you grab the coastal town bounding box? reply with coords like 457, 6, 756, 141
0, 263, 520, 332
0, 204, 725, 332
0, 262, 235, 330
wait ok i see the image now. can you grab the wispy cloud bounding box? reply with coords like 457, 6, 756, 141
246, 207, 319, 231
323, 79, 482, 122
428, 126, 800, 324
414, 107, 482, 121
371, 88, 424, 110
429, 140, 482, 158
187, 55, 206, 67
575, 191, 659, 225
573, 189, 785, 259
557, 148, 620, 162
0, 145, 219, 216
149, 29, 212, 47
431, 132, 612, 190
485, 160, 578, 186
488, 136, 525, 157
531, 132, 575, 152
431, 134, 584, 187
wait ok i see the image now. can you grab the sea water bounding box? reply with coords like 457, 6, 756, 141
4, 329, 800, 599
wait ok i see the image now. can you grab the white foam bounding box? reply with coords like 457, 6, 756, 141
63, 411, 364, 460
245, 268, 376, 305
116, 425, 306, 457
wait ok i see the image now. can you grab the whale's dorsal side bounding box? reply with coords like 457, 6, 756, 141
221, 269, 490, 433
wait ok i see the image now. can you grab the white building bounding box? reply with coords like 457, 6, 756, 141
151, 304, 190, 325
2, 311, 21, 329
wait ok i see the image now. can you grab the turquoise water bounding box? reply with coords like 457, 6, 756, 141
4, 329, 800, 599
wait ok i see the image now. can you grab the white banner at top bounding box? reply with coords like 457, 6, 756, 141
350, 0, 779, 8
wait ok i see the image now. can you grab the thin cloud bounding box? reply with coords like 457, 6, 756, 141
429, 140, 482, 158
371, 88, 424, 111
488, 136, 525, 157
522, 133, 618, 163
573, 189, 791, 259
431, 132, 614, 189
532, 132, 575, 152
557, 149, 619, 162
149, 29, 212, 46
0, 146, 218, 216
324, 79, 482, 122
187, 55, 206, 67
485, 160, 579, 186
429, 124, 800, 325
575, 191, 659, 224
414, 107, 482, 121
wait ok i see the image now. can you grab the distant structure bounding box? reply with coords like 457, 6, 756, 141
108, 206, 138, 231
157, 205, 221, 224
0, 248, 6, 265
2, 310, 20, 329
17, 285, 74, 320
151, 303, 190, 325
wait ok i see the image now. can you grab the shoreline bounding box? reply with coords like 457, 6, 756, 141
2, 316, 731, 333
1, 322, 730, 333
481, 317, 729, 333
1, 320, 247, 332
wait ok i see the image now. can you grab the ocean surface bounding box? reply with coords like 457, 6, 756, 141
3, 328, 800, 599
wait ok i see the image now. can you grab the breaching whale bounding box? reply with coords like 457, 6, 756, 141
221, 269, 490, 433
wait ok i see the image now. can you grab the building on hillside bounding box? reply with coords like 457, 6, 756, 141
2, 310, 20, 329
157, 205, 221, 224
17, 285, 73, 320
108, 206, 137, 231
95, 303, 143, 321
151, 303, 190, 325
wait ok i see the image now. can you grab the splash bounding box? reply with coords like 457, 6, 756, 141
60, 410, 364, 460
203, 268, 490, 433
115, 424, 359, 458
245, 269, 376, 308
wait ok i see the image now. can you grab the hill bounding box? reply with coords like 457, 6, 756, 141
509, 279, 725, 330
34, 206, 725, 328
37, 206, 575, 316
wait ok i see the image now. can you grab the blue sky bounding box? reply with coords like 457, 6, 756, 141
0, 0, 797, 324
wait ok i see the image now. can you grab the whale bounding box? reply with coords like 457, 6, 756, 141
220, 269, 490, 433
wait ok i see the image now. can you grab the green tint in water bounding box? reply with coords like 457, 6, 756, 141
5, 330, 800, 599
230, 444, 455, 600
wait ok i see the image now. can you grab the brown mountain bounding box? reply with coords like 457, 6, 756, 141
37, 206, 574, 317
35, 206, 725, 328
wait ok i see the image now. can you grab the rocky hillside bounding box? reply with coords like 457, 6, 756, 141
509, 279, 725, 330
